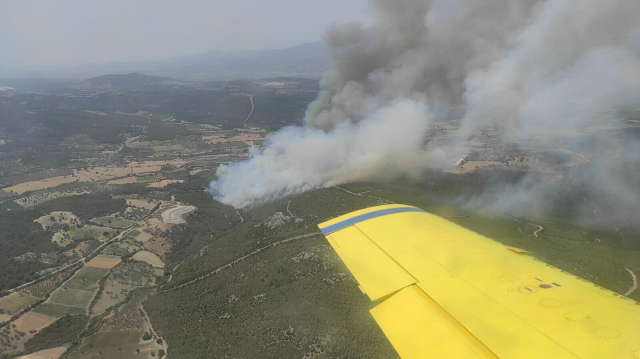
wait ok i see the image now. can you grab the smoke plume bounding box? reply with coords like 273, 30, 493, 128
210, 0, 640, 225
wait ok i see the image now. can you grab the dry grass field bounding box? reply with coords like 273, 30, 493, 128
35, 211, 80, 229
147, 179, 184, 188
13, 312, 57, 333
0, 293, 41, 315
131, 251, 164, 268
0, 313, 11, 323
85, 255, 122, 269
2, 176, 78, 195
125, 199, 157, 210
134, 231, 153, 242
107, 177, 137, 185
17, 346, 67, 359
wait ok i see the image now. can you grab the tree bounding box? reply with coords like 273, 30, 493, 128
142, 332, 152, 341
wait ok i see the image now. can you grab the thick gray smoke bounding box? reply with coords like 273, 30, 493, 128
210, 0, 640, 218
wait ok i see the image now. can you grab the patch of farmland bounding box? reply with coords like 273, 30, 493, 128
91, 262, 155, 317
0, 169, 73, 188
17, 346, 67, 359
125, 199, 158, 210
32, 303, 86, 318
63, 267, 109, 291
13, 188, 91, 208
18, 266, 80, 299
134, 231, 153, 242
69, 330, 160, 359
85, 255, 122, 269
0, 293, 41, 316
13, 312, 57, 334
123, 207, 150, 221
131, 251, 164, 268
100, 290, 150, 332
47, 288, 95, 309
102, 242, 140, 256
147, 179, 184, 188
91, 216, 134, 229
1, 176, 79, 195
65, 225, 117, 242
107, 176, 137, 185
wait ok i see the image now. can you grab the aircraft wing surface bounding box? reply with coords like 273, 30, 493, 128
318, 204, 640, 359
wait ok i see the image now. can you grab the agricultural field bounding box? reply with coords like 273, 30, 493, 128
125, 199, 158, 210
91, 216, 134, 229
131, 252, 164, 268
85, 255, 122, 270
16, 346, 67, 359
91, 262, 155, 316
101, 242, 140, 257
0, 293, 40, 317
68, 330, 160, 359
1, 176, 79, 195
33, 267, 109, 318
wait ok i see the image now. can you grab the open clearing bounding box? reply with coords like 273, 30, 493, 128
102, 242, 140, 256
126, 199, 157, 210
67, 225, 117, 241
33, 303, 86, 317
161, 205, 195, 224
35, 211, 80, 229
147, 179, 184, 188
63, 267, 109, 291
48, 288, 95, 308
13, 311, 57, 333
134, 231, 153, 242
0, 292, 41, 315
17, 347, 67, 359
70, 330, 160, 359
92, 216, 134, 228
85, 255, 122, 269
107, 177, 137, 185
2, 176, 78, 195
0, 313, 10, 323
132, 251, 164, 268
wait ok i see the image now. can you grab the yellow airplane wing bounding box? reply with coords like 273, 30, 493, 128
319, 204, 640, 359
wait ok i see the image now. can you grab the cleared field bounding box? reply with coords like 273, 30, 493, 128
63, 267, 109, 291
66, 225, 117, 241
69, 330, 160, 359
125, 199, 157, 210
1, 176, 78, 195
161, 205, 195, 224
33, 302, 86, 318
147, 179, 184, 188
102, 242, 140, 256
107, 176, 137, 185
189, 168, 205, 175
142, 218, 170, 232
91, 216, 134, 228
35, 211, 80, 229
135, 231, 153, 242
0, 292, 41, 315
0, 313, 11, 323
85, 255, 122, 269
132, 251, 164, 268
17, 347, 67, 359
48, 288, 95, 309
13, 312, 57, 333
454, 160, 501, 174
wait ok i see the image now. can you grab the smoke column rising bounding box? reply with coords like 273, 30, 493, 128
210, 0, 640, 215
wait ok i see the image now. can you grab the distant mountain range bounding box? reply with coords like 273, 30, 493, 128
1, 42, 331, 81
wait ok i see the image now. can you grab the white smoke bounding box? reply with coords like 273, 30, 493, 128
210, 0, 640, 215
211, 99, 430, 208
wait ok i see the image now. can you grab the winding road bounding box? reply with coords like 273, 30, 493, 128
625, 268, 637, 296
243, 96, 254, 127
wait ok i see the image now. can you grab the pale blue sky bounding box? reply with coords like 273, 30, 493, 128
0, 0, 369, 67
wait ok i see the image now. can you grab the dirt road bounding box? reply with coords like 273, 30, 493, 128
333, 186, 394, 204
158, 232, 320, 293
243, 96, 254, 127
625, 268, 637, 296
531, 224, 544, 237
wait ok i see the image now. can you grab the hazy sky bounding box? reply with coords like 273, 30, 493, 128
0, 0, 368, 67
